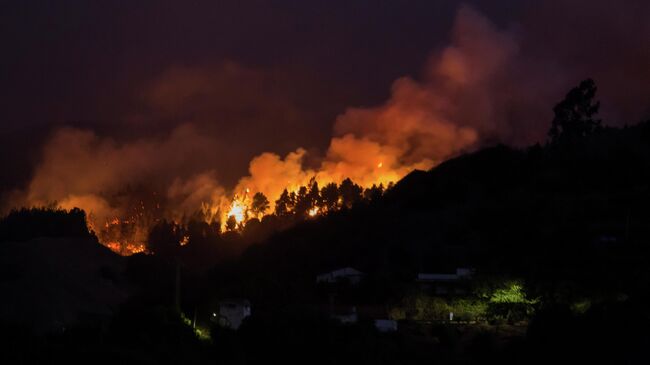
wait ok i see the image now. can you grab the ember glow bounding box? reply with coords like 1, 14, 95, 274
95, 215, 151, 255
308, 207, 320, 217
179, 235, 190, 246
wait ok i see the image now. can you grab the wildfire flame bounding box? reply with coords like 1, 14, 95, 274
105, 241, 146, 256
226, 195, 248, 225
308, 206, 319, 217
12, 6, 535, 257
90, 201, 157, 255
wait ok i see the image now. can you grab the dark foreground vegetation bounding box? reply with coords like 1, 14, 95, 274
2, 80, 650, 364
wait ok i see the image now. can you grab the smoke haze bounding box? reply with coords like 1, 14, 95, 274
3, 2, 650, 242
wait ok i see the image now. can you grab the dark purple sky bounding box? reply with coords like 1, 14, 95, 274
1, 0, 649, 194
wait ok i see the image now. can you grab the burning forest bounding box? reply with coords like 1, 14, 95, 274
100, 177, 387, 255
3, 1, 650, 363
2, 7, 509, 254
4, 4, 650, 257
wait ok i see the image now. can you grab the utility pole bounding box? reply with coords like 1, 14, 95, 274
174, 260, 181, 313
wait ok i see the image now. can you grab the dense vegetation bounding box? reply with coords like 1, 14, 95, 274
0, 207, 93, 243
146, 177, 389, 259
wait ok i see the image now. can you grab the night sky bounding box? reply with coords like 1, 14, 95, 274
1, 0, 649, 198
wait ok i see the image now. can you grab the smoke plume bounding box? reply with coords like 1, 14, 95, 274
6, 4, 650, 250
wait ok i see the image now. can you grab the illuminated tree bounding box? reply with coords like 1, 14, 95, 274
484, 281, 537, 322
548, 78, 601, 144
250, 192, 270, 218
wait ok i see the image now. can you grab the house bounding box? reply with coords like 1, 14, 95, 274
212, 299, 251, 330
330, 306, 358, 324
323, 303, 398, 331
417, 267, 475, 295
316, 267, 365, 285
592, 234, 620, 250
374, 319, 398, 333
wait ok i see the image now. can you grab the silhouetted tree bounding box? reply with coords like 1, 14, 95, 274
289, 191, 297, 209
363, 184, 384, 202
294, 186, 311, 217
321, 182, 340, 212
225, 215, 238, 231
0, 207, 92, 242
148, 220, 183, 258
210, 219, 221, 235
187, 219, 206, 239
548, 78, 601, 144
250, 192, 270, 218
339, 178, 363, 208
307, 178, 321, 207
275, 189, 293, 217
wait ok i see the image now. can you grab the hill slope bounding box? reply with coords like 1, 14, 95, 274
217, 122, 650, 303
0, 237, 128, 333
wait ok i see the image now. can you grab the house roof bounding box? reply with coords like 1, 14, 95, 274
319, 267, 365, 277
417, 268, 474, 282
218, 299, 251, 307
417, 273, 460, 282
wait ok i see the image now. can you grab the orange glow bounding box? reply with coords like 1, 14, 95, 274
106, 241, 146, 256
90, 210, 152, 256
223, 192, 251, 230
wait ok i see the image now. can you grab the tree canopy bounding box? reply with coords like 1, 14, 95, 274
548, 78, 601, 144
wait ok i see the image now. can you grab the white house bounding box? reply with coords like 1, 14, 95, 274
213, 299, 251, 330
316, 267, 365, 285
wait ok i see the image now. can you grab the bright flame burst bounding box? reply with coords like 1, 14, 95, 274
308, 206, 319, 217
226, 195, 248, 224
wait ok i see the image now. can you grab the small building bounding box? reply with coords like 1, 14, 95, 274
213, 299, 251, 330
592, 234, 620, 250
417, 268, 474, 295
330, 306, 358, 324
374, 319, 398, 333
316, 267, 365, 285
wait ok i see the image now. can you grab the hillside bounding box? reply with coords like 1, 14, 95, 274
3, 123, 650, 364
216, 122, 650, 304
0, 237, 128, 334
